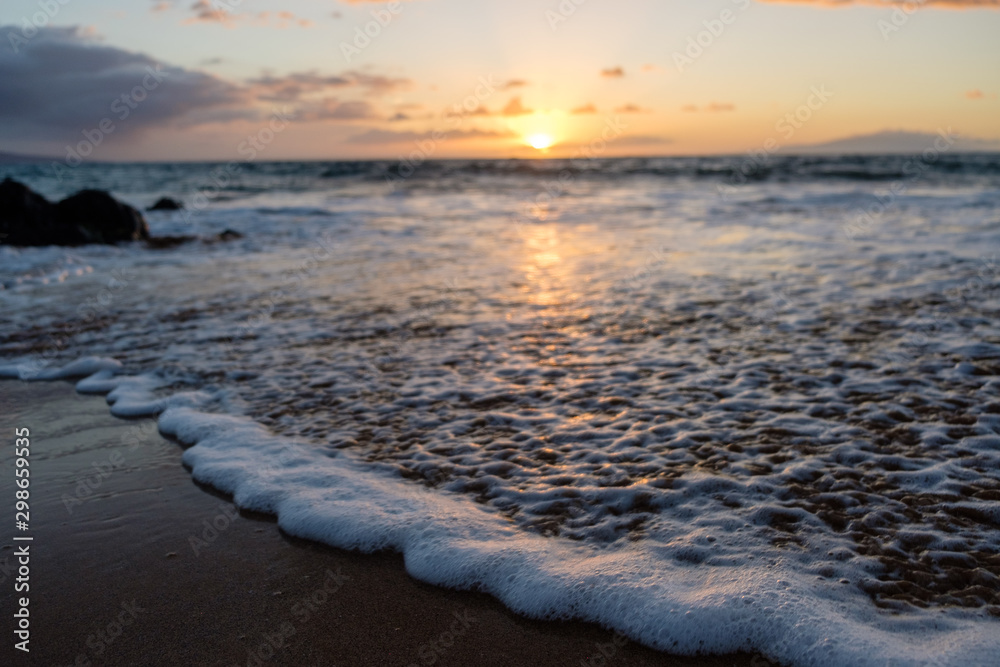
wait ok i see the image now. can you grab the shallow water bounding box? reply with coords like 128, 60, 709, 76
2, 156, 999, 665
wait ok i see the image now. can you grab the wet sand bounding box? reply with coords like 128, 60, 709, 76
0, 380, 764, 666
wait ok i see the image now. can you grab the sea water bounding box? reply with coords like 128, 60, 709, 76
2, 155, 999, 665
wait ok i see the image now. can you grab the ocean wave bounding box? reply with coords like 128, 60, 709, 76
2, 358, 999, 666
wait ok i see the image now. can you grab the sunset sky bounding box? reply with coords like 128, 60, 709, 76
1, 0, 998, 161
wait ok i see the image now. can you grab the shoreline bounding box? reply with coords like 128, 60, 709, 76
0, 380, 762, 666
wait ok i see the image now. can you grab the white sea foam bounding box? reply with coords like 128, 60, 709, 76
2, 361, 997, 666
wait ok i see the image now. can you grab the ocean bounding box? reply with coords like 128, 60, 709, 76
2, 154, 999, 666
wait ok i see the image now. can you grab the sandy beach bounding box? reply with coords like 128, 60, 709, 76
0, 380, 762, 666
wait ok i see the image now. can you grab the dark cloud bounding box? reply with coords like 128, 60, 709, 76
248, 73, 354, 101
571, 103, 597, 114
601, 67, 625, 78
323, 100, 380, 120
248, 71, 411, 100
289, 98, 381, 122
0, 26, 247, 144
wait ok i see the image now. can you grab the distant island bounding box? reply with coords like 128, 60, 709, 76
0, 151, 60, 165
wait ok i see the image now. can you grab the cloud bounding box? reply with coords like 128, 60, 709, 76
346, 127, 515, 144
571, 103, 598, 114
502, 97, 533, 116
248, 71, 412, 101
682, 103, 736, 112
601, 67, 625, 78
186, 0, 227, 23
501, 79, 529, 90
966, 89, 986, 99
0, 26, 248, 144
756, 0, 999, 7
615, 103, 650, 113
183, 2, 314, 28
346, 72, 413, 95
302, 99, 380, 121
328, 100, 378, 119
444, 103, 495, 119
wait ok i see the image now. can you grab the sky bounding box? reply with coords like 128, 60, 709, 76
1, 0, 998, 161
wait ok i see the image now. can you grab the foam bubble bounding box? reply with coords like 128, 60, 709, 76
7, 362, 996, 667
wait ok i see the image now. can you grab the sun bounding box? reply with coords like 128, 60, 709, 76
527, 133, 554, 150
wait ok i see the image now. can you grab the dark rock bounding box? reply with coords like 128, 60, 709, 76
56, 189, 150, 244
1, 179, 149, 246
145, 235, 196, 250
145, 229, 243, 250
148, 197, 183, 211
0, 177, 82, 246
